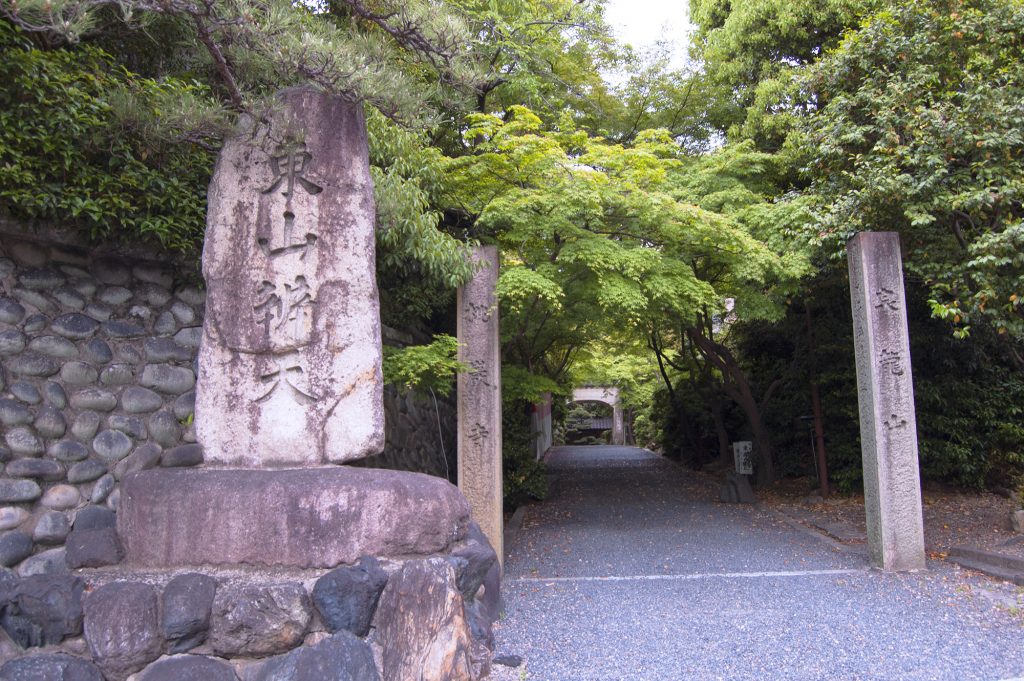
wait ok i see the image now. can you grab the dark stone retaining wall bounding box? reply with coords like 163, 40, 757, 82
0, 225, 457, 576
0, 229, 204, 577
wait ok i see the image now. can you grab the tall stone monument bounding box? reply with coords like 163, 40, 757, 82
196, 88, 384, 466
457, 246, 503, 564
848, 232, 926, 571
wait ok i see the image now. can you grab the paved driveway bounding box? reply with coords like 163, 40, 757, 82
494, 446, 1024, 681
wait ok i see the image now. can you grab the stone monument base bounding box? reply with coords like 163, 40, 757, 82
1, 468, 498, 681
118, 467, 470, 569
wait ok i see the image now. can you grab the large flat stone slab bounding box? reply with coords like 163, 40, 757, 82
118, 468, 470, 569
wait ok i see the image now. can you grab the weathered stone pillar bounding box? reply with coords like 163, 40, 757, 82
196, 88, 385, 467
611, 404, 625, 446
848, 232, 926, 571
457, 246, 503, 564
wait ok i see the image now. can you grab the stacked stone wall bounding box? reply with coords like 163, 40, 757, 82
0, 229, 203, 576
0, 225, 459, 574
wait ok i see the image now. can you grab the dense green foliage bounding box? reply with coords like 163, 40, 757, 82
0, 22, 214, 252
802, 0, 1024, 352
3, 0, 1023, 501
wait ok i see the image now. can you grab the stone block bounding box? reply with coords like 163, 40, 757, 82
18, 547, 68, 577
312, 556, 388, 637
66, 527, 123, 568
209, 583, 311, 657
0, 575, 85, 647
249, 631, 379, 681
148, 412, 180, 447
119, 468, 470, 569
33, 511, 71, 544
134, 655, 238, 681
0, 531, 33, 567
84, 582, 163, 681
1010, 509, 1024, 534
162, 573, 217, 653
719, 471, 756, 504
450, 522, 499, 602
196, 88, 384, 467
376, 557, 473, 681
160, 443, 202, 468
0, 653, 103, 681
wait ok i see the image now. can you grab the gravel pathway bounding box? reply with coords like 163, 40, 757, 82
493, 445, 1024, 681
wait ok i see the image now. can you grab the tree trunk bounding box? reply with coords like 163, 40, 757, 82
687, 327, 776, 484
712, 399, 730, 467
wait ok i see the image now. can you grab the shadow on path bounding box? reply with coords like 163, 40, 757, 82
496, 445, 1024, 681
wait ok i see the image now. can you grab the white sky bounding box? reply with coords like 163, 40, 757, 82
603, 0, 693, 68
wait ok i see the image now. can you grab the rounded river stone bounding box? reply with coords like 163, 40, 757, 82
0, 399, 33, 427
154, 312, 178, 335
18, 267, 65, 290
90, 474, 115, 504
8, 352, 59, 377
0, 478, 42, 503
34, 511, 71, 544
71, 411, 102, 441
83, 338, 113, 364
9, 381, 41, 404
51, 312, 100, 340
28, 335, 78, 358
0, 298, 25, 325
121, 387, 164, 414
34, 406, 67, 438
101, 320, 145, 339
148, 411, 180, 447
141, 364, 195, 395
109, 415, 147, 439
42, 381, 68, 409
92, 430, 133, 463
5, 459, 63, 480
53, 287, 86, 310
68, 460, 107, 484
144, 338, 192, 363
0, 531, 33, 567
41, 484, 80, 510
5, 427, 44, 456
70, 389, 117, 412
98, 286, 132, 306
0, 507, 29, 531
100, 363, 135, 386
49, 440, 90, 462
22, 313, 50, 334
0, 329, 27, 355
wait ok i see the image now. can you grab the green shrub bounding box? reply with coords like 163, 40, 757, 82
0, 22, 215, 253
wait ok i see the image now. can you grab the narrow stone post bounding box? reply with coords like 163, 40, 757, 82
457, 246, 503, 565
611, 404, 625, 446
848, 232, 926, 571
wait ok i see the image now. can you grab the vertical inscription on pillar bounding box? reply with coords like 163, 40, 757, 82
457, 246, 504, 565
848, 232, 926, 571
197, 88, 385, 468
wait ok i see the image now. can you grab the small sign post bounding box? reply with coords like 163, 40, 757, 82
733, 441, 754, 476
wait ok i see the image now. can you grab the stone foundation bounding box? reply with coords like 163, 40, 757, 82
0, 529, 498, 680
